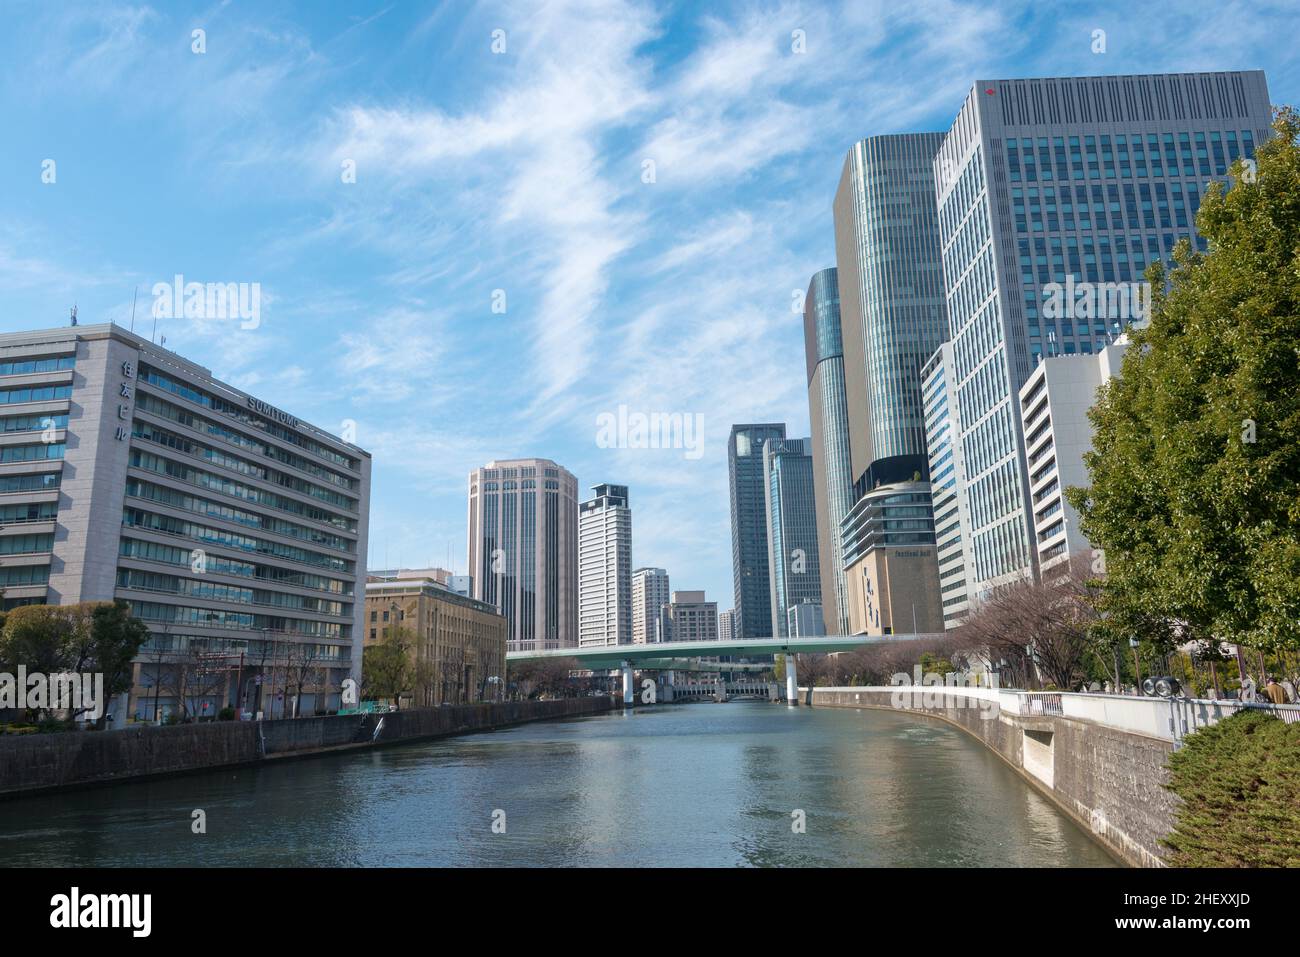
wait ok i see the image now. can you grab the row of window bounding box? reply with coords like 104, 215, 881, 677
140, 365, 359, 471
0, 413, 67, 434
121, 507, 353, 573
135, 391, 358, 492
0, 501, 58, 524
125, 478, 355, 553
0, 442, 64, 463
0, 355, 75, 377
116, 569, 349, 617
0, 472, 60, 494
0, 533, 53, 555
127, 600, 347, 638
129, 449, 356, 531
0, 565, 49, 586
132, 422, 357, 512
119, 537, 352, 595
0, 384, 71, 405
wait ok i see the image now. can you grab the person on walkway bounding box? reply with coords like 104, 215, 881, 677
1264, 677, 1289, 705
1239, 675, 1257, 703
1283, 678, 1297, 703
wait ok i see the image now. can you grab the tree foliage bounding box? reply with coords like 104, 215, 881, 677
1066, 107, 1300, 653
0, 600, 149, 723
361, 626, 415, 708
1162, 710, 1300, 867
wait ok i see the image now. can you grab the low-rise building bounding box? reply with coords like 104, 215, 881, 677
840, 481, 944, 636
364, 577, 507, 706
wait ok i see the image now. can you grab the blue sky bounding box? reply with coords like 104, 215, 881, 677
2, 0, 1297, 608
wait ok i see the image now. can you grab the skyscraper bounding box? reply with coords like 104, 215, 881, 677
718, 608, 735, 643
834, 133, 950, 495
578, 483, 632, 647
467, 458, 578, 652
803, 267, 853, 635
931, 71, 1272, 600
763, 437, 822, 638
632, 566, 669, 644
728, 423, 785, 639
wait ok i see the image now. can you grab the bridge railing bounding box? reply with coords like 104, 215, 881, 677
806, 685, 1299, 742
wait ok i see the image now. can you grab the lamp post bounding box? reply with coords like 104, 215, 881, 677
1129, 637, 1141, 694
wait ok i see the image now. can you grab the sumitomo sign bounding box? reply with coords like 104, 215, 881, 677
247, 395, 299, 429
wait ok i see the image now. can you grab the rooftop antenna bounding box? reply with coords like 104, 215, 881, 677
129, 286, 138, 333
70, 304, 77, 327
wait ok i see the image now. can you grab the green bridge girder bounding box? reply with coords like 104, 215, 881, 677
506, 635, 908, 669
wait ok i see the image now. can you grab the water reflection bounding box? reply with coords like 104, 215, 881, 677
0, 703, 1116, 868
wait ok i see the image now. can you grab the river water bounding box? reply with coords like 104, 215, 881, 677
0, 702, 1116, 867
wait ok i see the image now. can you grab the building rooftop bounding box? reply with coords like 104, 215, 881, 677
2, 321, 368, 457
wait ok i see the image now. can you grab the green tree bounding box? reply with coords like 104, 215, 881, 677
87, 600, 151, 707
1162, 710, 1300, 866
0, 605, 77, 680
0, 601, 149, 724
362, 627, 414, 709
1067, 107, 1300, 655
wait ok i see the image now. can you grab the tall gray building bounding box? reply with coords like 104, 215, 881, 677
728, 423, 785, 639
467, 458, 578, 652
931, 70, 1272, 599
578, 483, 631, 647
0, 323, 371, 722
763, 437, 822, 638
834, 133, 950, 495
803, 267, 853, 635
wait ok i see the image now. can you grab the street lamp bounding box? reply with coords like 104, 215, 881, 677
1129, 637, 1141, 693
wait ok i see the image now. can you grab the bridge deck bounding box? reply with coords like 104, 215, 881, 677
506, 634, 935, 667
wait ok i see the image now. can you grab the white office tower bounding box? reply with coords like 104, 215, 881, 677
578, 484, 632, 647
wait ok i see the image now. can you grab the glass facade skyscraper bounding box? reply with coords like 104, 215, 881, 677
803, 267, 853, 635
931, 71, 1272, 598
763, 437, 822, 638
728, 423, 785, 639
834, 132, 950, 495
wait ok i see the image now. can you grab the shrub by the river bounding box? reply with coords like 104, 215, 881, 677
1162, 709, 1300, 867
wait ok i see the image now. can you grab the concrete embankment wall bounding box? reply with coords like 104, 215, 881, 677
810, 688, 1179, 868
0, 697, 614, 799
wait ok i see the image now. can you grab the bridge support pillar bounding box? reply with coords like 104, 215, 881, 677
785, 654, 798, 706
622, 661, 634, 707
